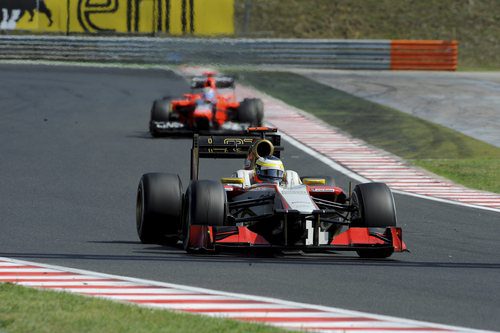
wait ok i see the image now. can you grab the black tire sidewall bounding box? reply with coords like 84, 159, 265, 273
253, 98, 264, 126
238, 98, 258, 125
151, 99, 172, 122
351, 182, 397, 228
187, 180, 226, 226
137, 173, 183, 243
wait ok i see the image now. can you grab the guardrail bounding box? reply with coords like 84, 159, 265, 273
0, 36, 457, 70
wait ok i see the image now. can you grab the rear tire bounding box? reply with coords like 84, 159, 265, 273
350, 182, 396, 228
254, 98, 264, 126
238, 98, 260, 126
136, 173, 183, 244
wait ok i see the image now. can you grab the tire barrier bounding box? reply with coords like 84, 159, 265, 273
0, 35, 457, 70
391, 40, 458, 71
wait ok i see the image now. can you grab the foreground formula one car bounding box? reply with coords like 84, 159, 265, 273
136, 128, 407, 258
149, 72, 264, 136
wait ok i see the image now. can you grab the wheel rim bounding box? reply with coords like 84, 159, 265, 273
350, 191, 362, 221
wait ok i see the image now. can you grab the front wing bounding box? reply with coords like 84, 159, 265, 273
150, 121, 250, 136
186, 225, 407, 253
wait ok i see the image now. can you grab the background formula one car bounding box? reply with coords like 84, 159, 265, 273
136, 128, 407, 258
149, 72, 264, 136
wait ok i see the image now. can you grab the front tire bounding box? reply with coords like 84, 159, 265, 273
150, 98, 172, 137
150, 98, 172, 122
350, 182, 396, 259
185, 180, 226, 226
182, 180, 226, 251
350, 182, 396, 228
136, 173, 183, 244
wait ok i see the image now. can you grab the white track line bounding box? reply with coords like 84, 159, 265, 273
0, 257, 494, 333
202, 312, 354, 318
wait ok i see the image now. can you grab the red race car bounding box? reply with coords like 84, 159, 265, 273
136, 128, 407, 258
150, 72, 264, 136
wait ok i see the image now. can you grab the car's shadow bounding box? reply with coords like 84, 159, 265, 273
2, 246, 499, 270
126, 131, 192, 140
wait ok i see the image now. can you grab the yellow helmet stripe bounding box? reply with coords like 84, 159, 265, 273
256, 161, 284, 169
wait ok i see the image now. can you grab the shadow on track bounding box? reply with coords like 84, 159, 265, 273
126, 132, 153, 139
126, 131, 194, 140
2, 250, 499, 270
88, 240, 143, 245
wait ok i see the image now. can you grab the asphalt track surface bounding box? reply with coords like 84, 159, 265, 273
298, 70, 500, 147
1, 64, 499, 331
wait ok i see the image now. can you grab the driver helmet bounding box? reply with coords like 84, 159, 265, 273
254, 155, 285, 184
203, 87, 215, 103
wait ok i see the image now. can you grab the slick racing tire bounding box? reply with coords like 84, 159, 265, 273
238, 98, 261, 126
254, 98, 264, 126
350, 183, 396, 259
150, 98, 172, 122
185, 180, 226, 226
150, 98, 172, 137
350, 182, 396, 228
136, 173, 183, 245
182, 180, 226, 251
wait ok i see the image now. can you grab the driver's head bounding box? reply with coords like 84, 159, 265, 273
254, 155, 285, 184
203, 87, 215, 102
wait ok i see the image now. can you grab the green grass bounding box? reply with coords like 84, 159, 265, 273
0, 283, 286, 333
231, 70, 500, 193
414, 159, 500, 193
234, 0, 500, 69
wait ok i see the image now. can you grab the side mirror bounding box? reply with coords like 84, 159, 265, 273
220, 177, 245, 185
302, 178, 326, 185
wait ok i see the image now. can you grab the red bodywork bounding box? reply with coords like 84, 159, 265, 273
171, 73, 240, 128
187, 184, 407, 254
187, 225, 406, 253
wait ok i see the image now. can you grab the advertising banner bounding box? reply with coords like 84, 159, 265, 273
0, 0, 234, 35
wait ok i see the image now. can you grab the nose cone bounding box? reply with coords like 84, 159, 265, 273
194, 104, 213, 120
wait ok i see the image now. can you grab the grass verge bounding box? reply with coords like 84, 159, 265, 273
231, 71, 500, 193
234, 0, 500, 69
0, 283, 286, 333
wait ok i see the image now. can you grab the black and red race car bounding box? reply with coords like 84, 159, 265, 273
136, 128, 407, 258
149, 72, 263, 136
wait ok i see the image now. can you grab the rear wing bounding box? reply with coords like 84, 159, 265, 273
191, 76, 235, 89
191, 128, 282, 180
